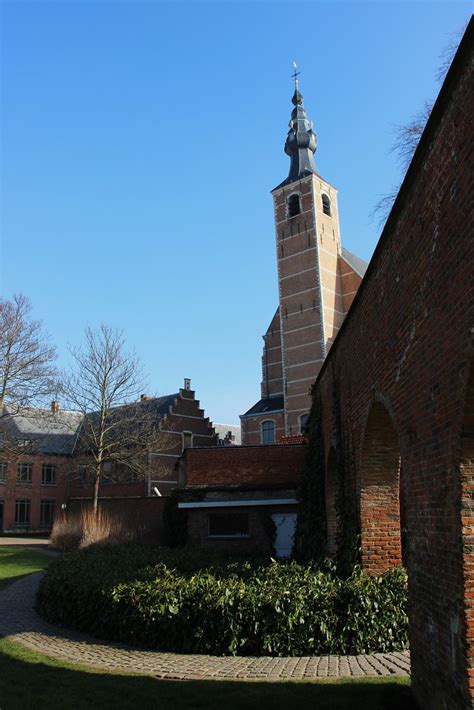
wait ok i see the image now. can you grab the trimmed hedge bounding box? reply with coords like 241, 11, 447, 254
37, 544, 408, 656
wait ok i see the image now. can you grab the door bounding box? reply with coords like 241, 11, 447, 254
271, 512, 297, 558
0, 500, 4, 532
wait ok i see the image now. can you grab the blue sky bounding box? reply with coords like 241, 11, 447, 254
1, 1, 471, 424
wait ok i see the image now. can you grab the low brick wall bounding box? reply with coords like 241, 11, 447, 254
67, 496, 167, 542
185, 444, 306, 488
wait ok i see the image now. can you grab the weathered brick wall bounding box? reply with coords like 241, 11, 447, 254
67, 496, 167, 541
185, 444, 306, 488
311, 23, 473, 710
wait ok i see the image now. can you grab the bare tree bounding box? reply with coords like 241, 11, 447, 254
62, 324, 162, 512
371, 19, 468, 228
370, 102, 433, 228
0, 294, 57, 413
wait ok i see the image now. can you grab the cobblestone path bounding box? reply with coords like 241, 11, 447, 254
0, 573, 410, 680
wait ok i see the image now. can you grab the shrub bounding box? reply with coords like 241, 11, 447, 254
37, 545, 408, 656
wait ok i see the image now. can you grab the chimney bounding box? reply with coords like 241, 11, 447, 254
184, 378, 191, 391
51, 400, 60, 414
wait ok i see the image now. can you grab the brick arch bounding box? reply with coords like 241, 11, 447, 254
325, 447, 338, 556
360, 402, 402, 574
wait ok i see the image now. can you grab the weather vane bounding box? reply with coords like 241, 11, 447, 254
291, 61, 300, 88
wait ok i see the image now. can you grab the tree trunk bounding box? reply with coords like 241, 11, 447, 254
93, 471, 100, 514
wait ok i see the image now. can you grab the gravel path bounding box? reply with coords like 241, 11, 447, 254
0, 573, 410, 680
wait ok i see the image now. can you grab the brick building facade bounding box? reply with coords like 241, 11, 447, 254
241, 83, 366, 445
69, 382, 217, 505
179, 444, 306, 555
0, 403, 82, 533
309, 21, 473, 709
0, 382, 219, 532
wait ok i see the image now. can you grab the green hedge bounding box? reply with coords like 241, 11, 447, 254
37, 545, 408, 656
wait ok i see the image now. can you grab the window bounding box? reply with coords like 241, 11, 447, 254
182, 432, 192, 450
322, 194, 331, 216
261, 420, 275, 445
299, 414, 310, 434
287, 193, 301, 218
208, 512, 249, 538
0, 462, 6, 484
78, 465, 92, 485
42, 463, 57, 486
100, 461, 113, 485
40, 499, 55, 528
17, 463, 32, 485
115, 463, 135, 483
15, 499, 30, 528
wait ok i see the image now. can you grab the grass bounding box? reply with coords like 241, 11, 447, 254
0, 640, 416, 710
0, 545, 51, 590
0, 546, 418, 710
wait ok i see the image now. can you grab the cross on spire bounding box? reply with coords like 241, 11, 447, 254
291, 61, 300, 89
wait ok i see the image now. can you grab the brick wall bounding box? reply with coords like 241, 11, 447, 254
187, 507, 274, 555
67, 496, 167, 541
241, 411, 285, 446
311, 22, 473, 710
69, 387, 217, 501
184, 444, 306, 488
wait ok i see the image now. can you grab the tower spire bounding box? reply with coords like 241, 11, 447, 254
292, 61, 300, 90
278, 66, 318, 187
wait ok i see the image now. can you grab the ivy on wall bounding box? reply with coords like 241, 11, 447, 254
331, 364, 360, 576
162, 489, 205, 547
293, 390, 327, 564
294, 366, 361, 575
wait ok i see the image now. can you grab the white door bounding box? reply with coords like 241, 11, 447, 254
271, 513, 297, 558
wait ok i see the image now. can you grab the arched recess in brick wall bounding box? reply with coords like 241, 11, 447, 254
460, 364, 474, 691
360, 402, 402, 574
326, 447, 338, 556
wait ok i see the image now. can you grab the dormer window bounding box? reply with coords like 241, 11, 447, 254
287, 193, 301, 218
322, 194, 331, 216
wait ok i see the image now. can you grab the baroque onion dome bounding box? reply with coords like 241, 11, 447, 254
279, 80, 319, 187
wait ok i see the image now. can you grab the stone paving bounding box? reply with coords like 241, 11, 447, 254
0, 536, 51, 546
0, 572, 410, 680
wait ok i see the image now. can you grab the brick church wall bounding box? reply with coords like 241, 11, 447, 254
311, 23, 473, 709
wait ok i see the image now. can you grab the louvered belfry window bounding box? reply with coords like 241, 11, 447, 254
288, 193, 301, 217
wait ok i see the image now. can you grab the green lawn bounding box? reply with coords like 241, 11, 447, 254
0, 546, 418, 710
0, 545, 52, 590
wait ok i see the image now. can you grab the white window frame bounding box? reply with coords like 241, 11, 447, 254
41, 463, 57, 486
261, 419, 276, 445
286, 191, 302, 219
321, 193, 331, 216
299, 413, 310, 434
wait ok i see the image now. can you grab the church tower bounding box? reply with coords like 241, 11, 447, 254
241, 75, 366, 444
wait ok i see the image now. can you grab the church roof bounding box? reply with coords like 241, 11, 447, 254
341, 247, 368, 279
241, 396, 284, 418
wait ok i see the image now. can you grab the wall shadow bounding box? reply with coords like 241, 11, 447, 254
0, 642, 418, 710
